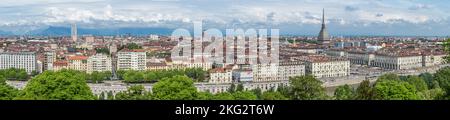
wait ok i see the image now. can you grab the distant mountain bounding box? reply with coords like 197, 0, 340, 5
24, 26, 175, 36
0, 30, 13, 35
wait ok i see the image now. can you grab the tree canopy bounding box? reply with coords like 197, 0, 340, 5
289, 75, 327, 100
355, 80, 373, 100
17, 70, 96, 100
115, 85, 152, 100
0, 68, 28, 80
373, 79, 419, 100
261, 91, 288, 100
0, 76, 19, 100
434, 67, 450, 97
152, 75, 198, 100
334, 84, 355, 100
405, 75, 428, 92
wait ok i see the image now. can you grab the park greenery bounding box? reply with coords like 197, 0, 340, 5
95, 48, 110, 55
119, 43, 142, 50
334, 67, 450, 100
1, 66, 450, 100
117, 68, 206, 83
14, 70, 96, 100
0, 68, 28, 80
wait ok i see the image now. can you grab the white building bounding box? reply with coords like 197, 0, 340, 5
71, 23, 77, 42
372, 52, 422, 70
43, 51, 56, 71
347, 51, 375, 65
0, 52, 37, 74
87, 53, 112, 73
117, 49, 147, 71
372, 50, 447, 70
67, 55, 88, 71
209, 68, 233, 83
325, 49, 347, 57
85, 36, 95, 43
232, 66, 253, 82
277, 61, 305, 81
298, 55, 350, 78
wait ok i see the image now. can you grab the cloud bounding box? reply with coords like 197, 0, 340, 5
375, 13, 383, 17
345, 6, 359, 12
0, 0, 448, 36
409, 4, 431, 10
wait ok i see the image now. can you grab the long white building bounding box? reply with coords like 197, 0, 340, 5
0, 52, 37, 74
326, 48, 447, 70
297, 55, 350, 78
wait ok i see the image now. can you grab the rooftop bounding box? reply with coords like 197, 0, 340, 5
67, 55, 88, 60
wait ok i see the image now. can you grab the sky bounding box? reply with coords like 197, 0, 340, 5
0, 0, 449, 36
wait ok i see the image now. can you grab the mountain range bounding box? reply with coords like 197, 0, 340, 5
2, 26, 175, 36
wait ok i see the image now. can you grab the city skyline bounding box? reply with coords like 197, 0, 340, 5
0, 0, 449, 36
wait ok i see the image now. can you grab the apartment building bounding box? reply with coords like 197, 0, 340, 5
87, 53, 112, 73
117, 49, 147, 71
0, 52, 37, 74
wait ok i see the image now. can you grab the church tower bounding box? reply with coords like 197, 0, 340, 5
318, 8, 330, 44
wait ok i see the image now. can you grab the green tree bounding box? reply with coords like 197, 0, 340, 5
185, 68, 206, 82
17, 70, 95, 100
373, 80, 419, 100
355, 80, 373, 100
31, 70, 38, 76
213, 92, 235, 100
98, 92, 105, 100
0, 83, 19, 100
251, 88, 262, 99
228, 84, 236, 93
102, 71, 112, 80
236, 84, 244, 92
196, 92, 213, 100
115, 85, 152, 100
144, 71, 158, 82
152, 75, 198, 100
431, 81, 440, 89
18, 70, 28, 80
125, 43, 142, 50
0, 76, 19, 100
89, 71, 104, 83
419, 72, 434, 88
405, 75, 428, 92
0, 75, 5, 84
418, 88, 446, 100
261, 91, 288, 100
334, 84, 355, 100
277, 84, 290, 97
378, 73, 401, 81
289, 75, 327, 100
0, 68, 28, 80
117, 70, 126, 79
434, 67, 450, 96
232, 91, 257, 100
443, 38, 450, 62
107, 91, 114, 100
95, 48, 110, 55
123, 70, 138, 83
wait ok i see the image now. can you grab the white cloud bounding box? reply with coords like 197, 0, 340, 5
0, 0, 448, 35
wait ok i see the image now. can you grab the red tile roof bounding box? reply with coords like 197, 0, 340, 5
53, 61, 68, 66
67, 55, 88, 60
